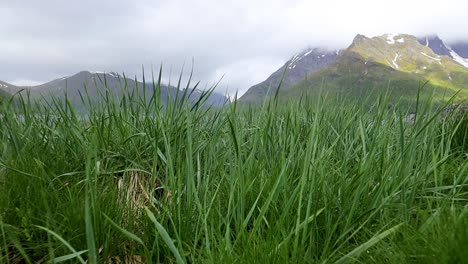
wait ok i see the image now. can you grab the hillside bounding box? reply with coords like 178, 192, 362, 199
240, 48, 340, 103
417, 35, 468, 67
450, 41, 468, 58
3, 71, 227, 108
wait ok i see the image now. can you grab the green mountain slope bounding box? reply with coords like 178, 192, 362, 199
284, 34, 468, 104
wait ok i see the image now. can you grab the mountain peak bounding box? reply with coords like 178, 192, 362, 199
351, 34, 410, 48
351, 34, 369, 46
418, 35, 443, 46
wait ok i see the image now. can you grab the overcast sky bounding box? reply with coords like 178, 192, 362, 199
1, 0, 467, 96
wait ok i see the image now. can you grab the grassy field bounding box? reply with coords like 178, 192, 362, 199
0, 77, 467, 263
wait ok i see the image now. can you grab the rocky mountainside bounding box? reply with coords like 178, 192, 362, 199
417, 35, 468, 67
1, 71, 228, 108
241, 33, 468, 105
417, 35, 452, 57
450, 42, 468, 58
240, 48, 340, 103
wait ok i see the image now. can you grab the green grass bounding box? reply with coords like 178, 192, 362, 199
0, 72, 467, 263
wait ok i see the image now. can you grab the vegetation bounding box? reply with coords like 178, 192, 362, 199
0, 90, 10, 105
0, 74, 467, 263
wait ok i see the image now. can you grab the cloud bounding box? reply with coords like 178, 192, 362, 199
9, 79, 45, 87
1, 0, 467, 96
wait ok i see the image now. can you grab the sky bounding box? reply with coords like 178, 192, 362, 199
1, 0, 467, 96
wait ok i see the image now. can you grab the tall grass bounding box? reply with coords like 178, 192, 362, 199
0, 71, 467, 263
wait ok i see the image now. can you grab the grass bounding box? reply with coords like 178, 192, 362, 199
0, 71, 467, 263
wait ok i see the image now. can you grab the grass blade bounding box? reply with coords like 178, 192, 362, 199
36, 225, 86, 264
335, 223, 403, 264
145, 208, 185, 264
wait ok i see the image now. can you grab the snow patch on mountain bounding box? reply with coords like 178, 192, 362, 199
303, 50, 313, 57
421, 52, 441, 61
449, 49, 468, 68
90, 71, 106, 74
288, 53, 301, 69
391, 53, 400, 69
89, 71, 120, 78
0, 83, 8, 88
386, 34, 398, 44
288, 49, 326, 69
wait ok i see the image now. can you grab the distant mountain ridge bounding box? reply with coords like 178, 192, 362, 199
417, 35, 468, 67
240, 33, 468, 104
1, 71, 228, 108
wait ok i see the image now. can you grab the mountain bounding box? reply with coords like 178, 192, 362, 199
241, 34, 468, 105
417, 35, 452, 57
449, 42, 468, 58
240, 48, 340, 103
418, 35, 468, 68
287, 34, 468, 101
0, 81, 14, 94
3, 71, 228, 108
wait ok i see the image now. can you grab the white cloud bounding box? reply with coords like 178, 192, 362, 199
208, 57, 286, 96
8, 79, 45, 87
